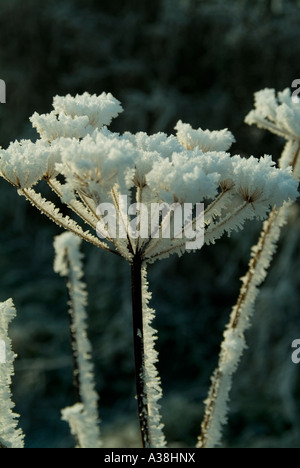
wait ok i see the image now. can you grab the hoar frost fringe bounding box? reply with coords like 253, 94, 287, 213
54, 233, 101, 449
0, 300, 24, 449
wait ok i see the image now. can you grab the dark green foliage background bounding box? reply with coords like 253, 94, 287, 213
0, 0, 300, 448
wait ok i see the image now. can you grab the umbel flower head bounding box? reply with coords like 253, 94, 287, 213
0, 91, 298, 263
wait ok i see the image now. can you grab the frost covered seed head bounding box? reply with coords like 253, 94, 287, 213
0, 91, 298, 263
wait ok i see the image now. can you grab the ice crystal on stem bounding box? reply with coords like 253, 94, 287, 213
54, 233, 101, 449
0, 91, 298, 448
141, 267, 166, 448
0, 300, 24, 449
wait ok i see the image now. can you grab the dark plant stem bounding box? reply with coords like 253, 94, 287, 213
131, 253, 150, 448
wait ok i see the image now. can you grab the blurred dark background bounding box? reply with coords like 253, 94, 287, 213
0, 0, 300, 448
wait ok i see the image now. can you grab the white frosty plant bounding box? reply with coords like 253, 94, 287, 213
0, 91, 298, 448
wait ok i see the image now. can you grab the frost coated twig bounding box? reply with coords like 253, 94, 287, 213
197, 204, 292, 449
0, 299, 24, 449
130, 255, 166, 448
54, 233, 101, 449
141, 267, 166, 448
47, 178, 100, 232
48, 178, 120, 249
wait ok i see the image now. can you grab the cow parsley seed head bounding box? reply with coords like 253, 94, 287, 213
245, 87, 300, 141
175, 120, 236, 152
0, 90, 298, 264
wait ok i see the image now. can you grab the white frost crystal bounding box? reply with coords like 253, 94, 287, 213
0, 299, 24, 449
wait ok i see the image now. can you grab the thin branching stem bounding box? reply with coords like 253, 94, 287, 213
111, 187, 135, 255
230, 207, 278, 328
48, 178, 119, 249
135, 186, 144, 253
47, 178, 100, 232
145, 201, 249, 262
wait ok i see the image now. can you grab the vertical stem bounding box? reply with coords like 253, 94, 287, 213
131, 253, 150, 448
65, 260, 82, 405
